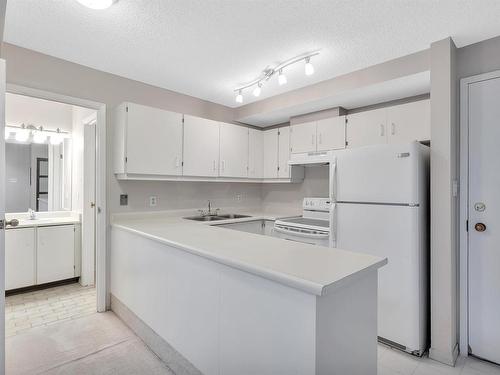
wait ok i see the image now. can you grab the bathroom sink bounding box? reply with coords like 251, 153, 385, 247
216, 214, 252, 219
183, 215, 226, 222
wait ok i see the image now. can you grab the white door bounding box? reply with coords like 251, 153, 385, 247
317, 116, 346, 151
263, 129, 278, 179
290, 121, 316, 153
0, 60, 5, 371
278, 126, 291, 178
183, 115, 220, 177
346, 108, 387, 148
387, 100, 430, 144
82, 122, 96, 286
126, 103, 183, 175
5, 228, 35, 290
219, 123, 248, 178
248, 129, 263, 178
468, 76, 500, 364
37, 225, 75, 284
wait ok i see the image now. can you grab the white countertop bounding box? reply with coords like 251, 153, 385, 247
111, 209, 387, 296
5, 211, 81, 228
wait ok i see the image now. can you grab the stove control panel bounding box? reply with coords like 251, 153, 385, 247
303, 197, 332, 212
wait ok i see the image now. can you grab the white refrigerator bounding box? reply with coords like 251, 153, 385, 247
332, 141, 429, 355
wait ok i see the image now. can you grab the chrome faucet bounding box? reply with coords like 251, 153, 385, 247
28, 208, 36, 220
198, 200, 220, 217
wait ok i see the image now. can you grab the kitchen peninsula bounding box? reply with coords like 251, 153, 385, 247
110, 211, 387, 375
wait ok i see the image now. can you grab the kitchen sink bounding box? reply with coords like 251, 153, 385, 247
183, 215, 226, 222
216, 214, 251, 219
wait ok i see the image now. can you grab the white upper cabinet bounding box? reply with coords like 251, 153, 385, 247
183, 115, 220, 177
386, 99, 430, 144
115, 102, 183, 176
219, 123, 249, 178
248, 128, 264, 179
263, 129, 278, 179
346, 108, 387, 148
278, 126, 291, 178
317, 116, 346, 151
291, 121, 316, 153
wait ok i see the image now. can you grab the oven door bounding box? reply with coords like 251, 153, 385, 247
273, 223, 330, 246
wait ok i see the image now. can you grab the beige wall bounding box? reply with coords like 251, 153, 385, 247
429, 37, 459, 365
457, 35, 500, 79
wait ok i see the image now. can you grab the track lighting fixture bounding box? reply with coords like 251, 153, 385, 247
233, 51, 319, 103
5, 124, 69, 144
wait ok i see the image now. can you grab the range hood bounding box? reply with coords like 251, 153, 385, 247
288, 150, 336, 166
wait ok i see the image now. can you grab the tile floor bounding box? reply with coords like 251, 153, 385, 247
5, 283, 96, 337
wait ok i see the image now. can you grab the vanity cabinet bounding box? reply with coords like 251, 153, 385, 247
219, 123, 249, 178
37, 225, 76, 284
5, 228, 36, 290
248, 129, 264, 179
183, 115, 220, 177
114, 102, 183, 176
291, 116, 346, 153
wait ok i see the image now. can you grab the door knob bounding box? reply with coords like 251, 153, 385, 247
90, 202, 96, 208
475, 223, 486, 232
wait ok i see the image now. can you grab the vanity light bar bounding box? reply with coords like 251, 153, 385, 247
5, 124, 70, 145
234, 50, 320, 103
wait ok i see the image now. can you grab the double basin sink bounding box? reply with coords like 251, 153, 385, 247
184, 214, 251, 222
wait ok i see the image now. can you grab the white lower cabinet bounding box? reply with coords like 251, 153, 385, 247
37, 225, 76, 285
5, 228, 36, 290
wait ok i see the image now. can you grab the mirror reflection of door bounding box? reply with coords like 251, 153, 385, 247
36, 157, 49, 211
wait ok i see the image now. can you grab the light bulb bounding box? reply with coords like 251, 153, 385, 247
253, 84, 262, 97
235, 90, 243, 103
4, 127, 12, 140
278, 69, 287, 85
15, 128, 30, 142
76, 0, 116, 10
33, 131, 47, 144
305, 58, 315, 76
50, 133, 64, 145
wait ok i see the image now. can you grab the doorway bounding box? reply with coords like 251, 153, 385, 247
460, 70, 500, 365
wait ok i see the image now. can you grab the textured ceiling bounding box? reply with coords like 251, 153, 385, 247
4, 0, 500, 108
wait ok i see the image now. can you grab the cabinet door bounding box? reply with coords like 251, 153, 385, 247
290, 121, 317, 153
219, 123, 249, 178
126, 103, 183, 176
5, 228, 35, 290
387, 100, 430, 144
317, 116, 346, 151
183, 115, 220, 177
37, 225, 75, 284
248, 129, 264, 179
263, 129, 278, 179
346, 108, 387, 148
278, 126, 291, 178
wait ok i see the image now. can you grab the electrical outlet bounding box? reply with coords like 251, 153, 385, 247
236, 194, 242, 202
120, 194, 128, 206
149, 196, 158, 207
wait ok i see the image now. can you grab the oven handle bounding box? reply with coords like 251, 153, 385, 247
274, 225, 330, 239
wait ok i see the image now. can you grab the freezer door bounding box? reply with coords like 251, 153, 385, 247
334, 142, 429, 204
334, 203, 428, 354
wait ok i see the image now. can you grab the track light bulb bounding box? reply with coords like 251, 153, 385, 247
33, 131, 47, 144
305, 58, 315, 76
15, 128, 30, 142
253, 83, 262, 97
278, 69, 287, 85
235, 90, 243, 103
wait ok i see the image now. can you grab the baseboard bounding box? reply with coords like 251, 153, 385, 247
429, 343, 460, 366
110, 294, 202, 375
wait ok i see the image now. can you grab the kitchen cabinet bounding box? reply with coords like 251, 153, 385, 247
278, 126, 291, 178
219, 123, 249, 178
37, 225, 76, 284
248, 128, 264, 178
5, 228, 35, 290
183, 115, 220, 177
291, 121, 317, 153
346, 108, 387, 148
317, 116, 346, 151
114, 102, 183, 176
387, 100, 430, 144
263, 129, 279, 179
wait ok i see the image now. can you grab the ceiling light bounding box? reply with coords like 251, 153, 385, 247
76, 0, 117, 10
4, 127, 12, 140
253, 83, 262, 97
33, 131, 47, 144
235, 90, 243, 103
50, 133, 64, 145
15, 128, 30, 142
305, 58, 315, 76
278, 69, 287, 85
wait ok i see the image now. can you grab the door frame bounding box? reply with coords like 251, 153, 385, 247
459, 69, 500, 356
6, 84, 108, 312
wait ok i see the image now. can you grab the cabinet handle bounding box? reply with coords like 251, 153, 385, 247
391, 123, 396, 135
380, 124, 385, 137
